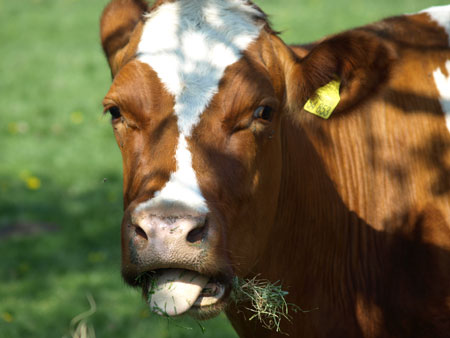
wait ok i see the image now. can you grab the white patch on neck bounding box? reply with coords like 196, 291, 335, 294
433, 60, 450, 133
421, 5, 450, 45
135, 0, 263, 214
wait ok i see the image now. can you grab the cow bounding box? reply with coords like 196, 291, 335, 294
99, 0, 450, 337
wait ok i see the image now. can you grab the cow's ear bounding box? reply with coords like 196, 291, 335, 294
100, 0, 148, 76
285, 30, 397, 116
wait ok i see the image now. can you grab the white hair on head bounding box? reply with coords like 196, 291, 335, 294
135, 0, 263, 214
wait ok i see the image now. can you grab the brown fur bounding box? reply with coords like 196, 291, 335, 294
99, 1, 450, 337
100, 0, 147, 75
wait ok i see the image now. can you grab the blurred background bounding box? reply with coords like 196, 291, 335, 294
0, 0, 448, 337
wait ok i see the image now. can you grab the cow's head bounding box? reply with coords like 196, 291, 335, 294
100, 0, 394, 319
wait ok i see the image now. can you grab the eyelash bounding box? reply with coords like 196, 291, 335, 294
106, 106, 121, 121
253, 106, 273, 121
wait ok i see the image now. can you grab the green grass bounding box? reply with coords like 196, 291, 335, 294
0, 0, 448, 337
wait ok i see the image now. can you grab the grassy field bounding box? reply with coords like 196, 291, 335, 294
1, 0, 448, 337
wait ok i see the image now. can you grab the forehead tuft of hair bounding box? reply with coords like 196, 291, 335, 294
145, 0, 275, 33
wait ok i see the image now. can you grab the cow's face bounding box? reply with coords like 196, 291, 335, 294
101, 0, 290, 319
100, 0, 392, 319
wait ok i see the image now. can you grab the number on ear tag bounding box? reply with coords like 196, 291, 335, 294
304, 79, 341, 119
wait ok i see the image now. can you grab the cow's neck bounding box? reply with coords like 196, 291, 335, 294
256, 114, 386, 330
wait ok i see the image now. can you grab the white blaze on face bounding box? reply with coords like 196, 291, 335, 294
433, 61, 450, 133
136, 135, 210, 214
135, 0, 263, 214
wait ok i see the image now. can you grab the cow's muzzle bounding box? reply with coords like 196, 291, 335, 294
121, 209, 232, 318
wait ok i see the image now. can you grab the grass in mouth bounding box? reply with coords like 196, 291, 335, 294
231, 276, 315, 334
135, 271, 158, 299
136, 271, 315, 334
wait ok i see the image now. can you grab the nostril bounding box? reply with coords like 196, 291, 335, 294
134, 225, 148, 241
186, 219, 208, 244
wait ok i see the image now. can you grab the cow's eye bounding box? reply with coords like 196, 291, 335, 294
108, 106, 121, 121
253, 106, 273, 121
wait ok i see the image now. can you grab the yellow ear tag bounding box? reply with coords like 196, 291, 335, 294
304, 79, 341, 119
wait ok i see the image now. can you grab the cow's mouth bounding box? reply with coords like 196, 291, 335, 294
140, 269, 230, 318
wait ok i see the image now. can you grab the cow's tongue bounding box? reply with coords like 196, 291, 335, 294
148, 269, 209, 316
